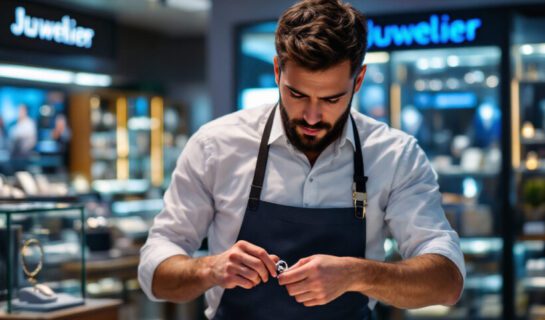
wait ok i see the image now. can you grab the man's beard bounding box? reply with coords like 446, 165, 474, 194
279, 97, 351, 154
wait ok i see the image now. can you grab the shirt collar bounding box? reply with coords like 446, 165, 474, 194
267, 106, 357, 151
267, 105, 285, 145
340, 110, 357, 151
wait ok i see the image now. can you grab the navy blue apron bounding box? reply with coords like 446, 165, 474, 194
214, 106, 371, 320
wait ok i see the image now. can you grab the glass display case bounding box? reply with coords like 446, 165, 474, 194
110, 198, 163, 243
391, 46, 503, 319
127, 96, 152, 181
89, 94, 118, 181
163, 102, 189, 189
511, 13, 545, 319
0, 202, 85, 313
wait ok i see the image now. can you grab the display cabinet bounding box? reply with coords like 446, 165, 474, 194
511, 17, 545, 318
70, 91, 165, 188
162, 103, 189, 189
390, 46, 503, 319
0, 202, 85, 313
88, 94, 118, 181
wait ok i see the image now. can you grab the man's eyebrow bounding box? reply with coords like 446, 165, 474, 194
285, 84, 348, 100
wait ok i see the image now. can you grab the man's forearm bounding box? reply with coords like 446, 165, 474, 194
347, 254, 463, 309
152, 255, 215, 302
151, 241, 280, 302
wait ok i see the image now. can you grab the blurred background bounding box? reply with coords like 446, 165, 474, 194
0, 0, 545, 319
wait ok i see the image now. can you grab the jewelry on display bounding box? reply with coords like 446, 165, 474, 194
20, 238, 57, 298
21, 238, 44, 286
276, 260, 288, 274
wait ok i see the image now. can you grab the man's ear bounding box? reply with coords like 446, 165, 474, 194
273, 56, 280, 85
354, 64, 367, 93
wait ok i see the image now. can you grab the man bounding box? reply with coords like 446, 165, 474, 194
9, 104, 37, 158
51, 114, 72, 153
138, 1, 465, 319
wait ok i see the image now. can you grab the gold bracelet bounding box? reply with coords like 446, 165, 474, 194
20, 238, 44, 285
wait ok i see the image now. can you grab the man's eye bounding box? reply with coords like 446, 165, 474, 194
290, 92, 305, 99
325, 98, 340, 104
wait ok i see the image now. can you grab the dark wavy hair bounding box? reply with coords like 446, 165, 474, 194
275, 0, 368, 77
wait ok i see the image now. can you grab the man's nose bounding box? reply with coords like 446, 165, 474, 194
303, 101, 322, 126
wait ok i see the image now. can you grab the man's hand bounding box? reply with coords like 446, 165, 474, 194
278, 255, 353, 307
210, 240, 279, 289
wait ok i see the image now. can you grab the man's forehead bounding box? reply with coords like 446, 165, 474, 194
281, 61, 353, 94
281, 59, 352, 76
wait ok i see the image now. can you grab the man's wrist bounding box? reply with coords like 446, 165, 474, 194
344, 257, 376, 294
197, 255, 218, 289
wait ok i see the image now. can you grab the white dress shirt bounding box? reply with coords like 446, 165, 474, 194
10, 117, 37, 155
138, 104, 466, 319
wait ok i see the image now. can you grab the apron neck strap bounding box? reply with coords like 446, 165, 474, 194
351, 115, 368, 219
247, 106, 276, 211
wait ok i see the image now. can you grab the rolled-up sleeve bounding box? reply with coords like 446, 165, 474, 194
138, 131, 215, 301
385, 137, 466, 284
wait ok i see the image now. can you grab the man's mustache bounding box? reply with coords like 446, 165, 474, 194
290, 119, 331, 130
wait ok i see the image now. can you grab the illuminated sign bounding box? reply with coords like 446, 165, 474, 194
10, 6, 95, 49
368, 15, 482, 49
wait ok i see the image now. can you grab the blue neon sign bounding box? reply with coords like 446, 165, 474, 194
368, 15, 482, 49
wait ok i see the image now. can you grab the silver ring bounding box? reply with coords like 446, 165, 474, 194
275, 260, 288, 274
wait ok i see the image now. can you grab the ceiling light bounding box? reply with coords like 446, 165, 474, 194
0, 64, 72, 84
0, 63, 111, 87
363, 52, 389, 64
521, 44, 534, 55
429, 57, 445, 69
447, 55, 460, 67
74, 72, 111, 87
416, 58, 429, 71
165, 0, 210, 11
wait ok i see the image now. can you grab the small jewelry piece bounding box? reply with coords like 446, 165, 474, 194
20, 238, 44, 286
275, 260, 288, 274
34, 283, 55, 297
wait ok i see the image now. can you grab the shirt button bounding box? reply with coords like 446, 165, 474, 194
309, 178, 314, 183
304, 203, 309, 207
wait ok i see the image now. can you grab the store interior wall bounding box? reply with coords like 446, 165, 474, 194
117, 27, 206, 88
116, 26, 209, 131
209, 0, 545, 118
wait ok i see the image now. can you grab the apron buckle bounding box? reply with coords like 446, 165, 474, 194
352, 191, 367, 219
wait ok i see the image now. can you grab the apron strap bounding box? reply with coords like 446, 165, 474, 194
350, 116, 368, 220
247, 105, 277, 211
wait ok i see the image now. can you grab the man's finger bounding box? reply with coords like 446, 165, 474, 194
290, 256, 311, 269
293, 291, 316, 303
303, 299, 324, 307
238, 253, 269, 283
231, 274, 255, 289
239, 241, 278, 278
285, 280, 311, 296
278, 264, 309, 285
236, 265, 261, 286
